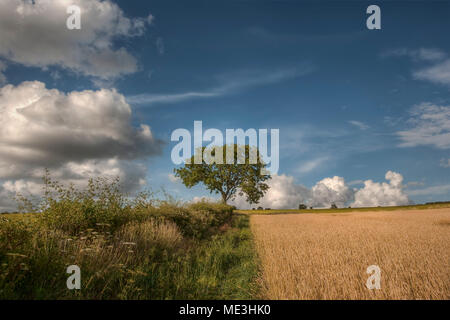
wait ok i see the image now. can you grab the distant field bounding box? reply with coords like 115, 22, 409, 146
251, 208, 450, 299
236, 202, 450, 215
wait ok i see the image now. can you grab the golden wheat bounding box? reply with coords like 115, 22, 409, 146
251, 208, 450, 299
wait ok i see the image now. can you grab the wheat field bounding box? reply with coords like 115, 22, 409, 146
251, 208, 450, 299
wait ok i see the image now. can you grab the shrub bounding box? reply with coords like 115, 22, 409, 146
1, 172, 246, 299
148, 200, 233, 240
20, 171, 153, 235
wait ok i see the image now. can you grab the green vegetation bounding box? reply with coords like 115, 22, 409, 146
174, 144, 270, 204
0, 173, 259, 299
236, 202, 450, 215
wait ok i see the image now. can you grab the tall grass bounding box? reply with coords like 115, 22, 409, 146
0, 173, 258, 299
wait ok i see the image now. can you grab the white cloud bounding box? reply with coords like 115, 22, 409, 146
440, 158, 450, 168
231, 171, 410, 210
127, 66, 314, 106
191, 196, 219, 203
348, 120, 369, 130
382, 48, 446, 62
382, 48, 450, 87
230, 174, 310, 209
310, 176, 354, 208
0, 81, 162, 210
0, 0, 153, 80
297, 156, 328, 174
396, 103, 450, 149
168, 173, 180, 183
352, 171, 410, 207
414, 59, 450, 86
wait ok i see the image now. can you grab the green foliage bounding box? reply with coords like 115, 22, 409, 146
174, 144, 271, 204
148, 200, 232, 240
0, 173, 259, 299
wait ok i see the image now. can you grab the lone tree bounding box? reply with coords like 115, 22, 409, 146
174, 144, 271, 204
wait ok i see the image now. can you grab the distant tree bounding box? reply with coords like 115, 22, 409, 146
331, 203, 338, 209
298, 204, 307, 210
174, 144, 271, 205
257, 206, 263, 210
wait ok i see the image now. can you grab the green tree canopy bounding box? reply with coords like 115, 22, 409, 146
174, 144, 271, 204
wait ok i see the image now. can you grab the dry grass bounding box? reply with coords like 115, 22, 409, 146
251, 208, 450, 300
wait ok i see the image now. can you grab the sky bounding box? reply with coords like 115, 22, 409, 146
0, 0, 449, 211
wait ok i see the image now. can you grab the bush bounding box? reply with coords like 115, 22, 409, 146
26, 172, 151, 235
298, 204, 307, 210
149, 200, 233, 240
0, 172, 245, 299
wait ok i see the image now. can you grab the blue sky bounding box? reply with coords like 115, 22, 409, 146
0, 0, 449, 210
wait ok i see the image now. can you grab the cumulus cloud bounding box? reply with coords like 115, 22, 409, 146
230, 171, 409, 210
0, 0, 153, 80
231, 174, 310, 209
396, 103, 450, 149
352, 171, 410, 207
310, 176, 354, 208
0, 81, 163, 210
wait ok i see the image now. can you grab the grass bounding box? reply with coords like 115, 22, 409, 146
251, 207, 450, 299
235, 202, 450, 215
2, 172, 448, 300
0, 174, 259, 300
0, 214, 258, 299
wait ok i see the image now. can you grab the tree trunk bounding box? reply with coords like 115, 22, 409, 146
221, 192, 228, 204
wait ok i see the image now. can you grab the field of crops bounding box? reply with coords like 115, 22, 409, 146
251, 208, 450, 299
236, 202, 450, 215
